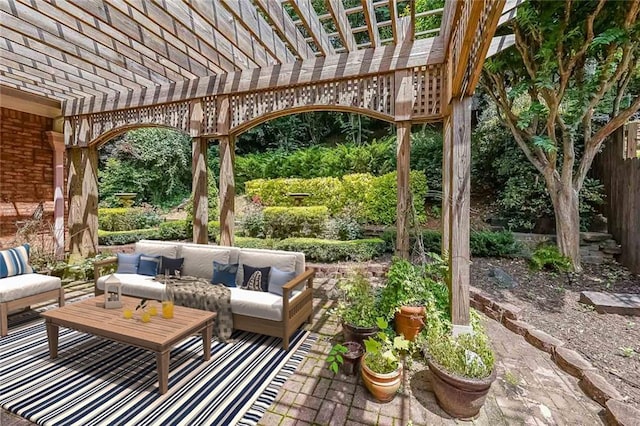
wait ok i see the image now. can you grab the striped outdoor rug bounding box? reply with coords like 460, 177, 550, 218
0, 315, 313, 426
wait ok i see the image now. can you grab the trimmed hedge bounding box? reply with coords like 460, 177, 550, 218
98, 207, 162, 232
245, 171, 428, 225
263, 206, 329, 239
154, 220, 220, 242
274, 238, 386, 262
98, 228, 158, 245
234, 237, 276, 249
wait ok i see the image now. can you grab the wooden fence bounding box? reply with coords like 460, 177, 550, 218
594, 122, 640, 274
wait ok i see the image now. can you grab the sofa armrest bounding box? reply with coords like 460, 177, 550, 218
93, 257, 117, 286
282, 267, 314, 316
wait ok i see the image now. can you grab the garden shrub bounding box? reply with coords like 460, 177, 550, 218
98, 207, 161, 232
529, 245, 571, 272
234, 237, 276, 249
245, 177, 343, 212
380, 228, 441, 253
98, 229, 158, 245
365, 170, 428, 225
340, 173, 375, 221
470, 231, 521, 257
239, 202, 266, 238
263, 206, 329, 239
324, 214, 363, 241
155, 220, 189, 241
275, 238, 386, 262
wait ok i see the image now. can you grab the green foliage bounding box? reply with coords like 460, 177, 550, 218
98, 207, 161, 232
363, 318, 410, 374
410, 0, 445, 34
234, 237, 276, 249
377, 257, 449, 322
529, 245, 572, 272
275, 238, 386, 262
336, 272, 380, 328
324, 214, 363, 241
246, 177, 344, 212
424, 309, 495, 379
99, 128, 192, 208
410, 126, 444, 191
239, 203, 266, 238
470, 231, 522, 257
98, 229, 158, 245
155, 220, 189, 241
327, 344, 348, 374
365, 171, 428, 225
263, 206, 329, 239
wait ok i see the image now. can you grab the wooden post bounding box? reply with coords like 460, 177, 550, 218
396, 121, 411, 259
45, 132, 65, 259
442, 114, 452, 257
447, 97, 472, 334
192, 137, 208, 244
67, 146, 98, 259
219, 135, 235, 246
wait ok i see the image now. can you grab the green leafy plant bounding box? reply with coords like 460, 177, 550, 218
274, 238, 385, 262
239, 202, 266, 238
363, 318, 410, 374
619, 347, 635, 358
327, 344, 349, 374
263, 206, 329, 239
336, 273, 379, 328
529, 245, 572, 272
97, 228, 158, 245
98, 207, 162, 232
424, 308, 495, 379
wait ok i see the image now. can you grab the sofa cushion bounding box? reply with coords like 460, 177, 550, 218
116, 253, 140, 274
135, 241, 179, 259
96, 273, 166, 301
229, 288, 282, 321
237, 251, 296, 287
0, 244, 33, 278
268, 267, 297, 296
138, 254, 160, 276
241, 265, 270, 292
161, 256, 184, 275
212, 262, 238, 287
0, 273, 61, 302
181, 246, 230, 279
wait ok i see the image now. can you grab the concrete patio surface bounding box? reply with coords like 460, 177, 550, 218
2, 277, 605, 425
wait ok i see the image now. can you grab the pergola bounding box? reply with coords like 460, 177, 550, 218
0, 0, 517, 331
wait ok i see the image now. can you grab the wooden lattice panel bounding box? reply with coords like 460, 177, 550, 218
451, 1, 472, 75
229, 74, 396, 131
462, 0, 491, 94
75, 101, 191, 146
202, 96, 218, 135
412, 64, 443, 118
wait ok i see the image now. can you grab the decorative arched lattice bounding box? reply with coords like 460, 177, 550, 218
67, 66, 444, 146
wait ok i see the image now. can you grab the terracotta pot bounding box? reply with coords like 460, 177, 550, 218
427, 358, 496, 420
360, 353, 402, 403
341, 341, 364, 375
394, 306, 425, 341
342, 322, 378, 346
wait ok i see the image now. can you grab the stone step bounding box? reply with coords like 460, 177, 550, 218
579, 291, 640, 316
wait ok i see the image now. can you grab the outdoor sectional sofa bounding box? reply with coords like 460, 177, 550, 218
94, 240, 314, 349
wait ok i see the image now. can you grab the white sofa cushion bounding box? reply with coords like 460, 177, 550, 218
0, 273, 61, 302
230, 288, 301, 321
96, 273, 166, 301
135, 241, 179, 259
181, 246, 230, 280
237, 251, 296, 287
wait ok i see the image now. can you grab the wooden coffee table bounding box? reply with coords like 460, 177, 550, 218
41, 295, 216, 394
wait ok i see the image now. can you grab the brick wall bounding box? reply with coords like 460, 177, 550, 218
0, 107, 55, 241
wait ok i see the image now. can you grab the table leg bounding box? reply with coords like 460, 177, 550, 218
203, 321, 212, 361
156, 350, 170, 394
45, 320, 59, 358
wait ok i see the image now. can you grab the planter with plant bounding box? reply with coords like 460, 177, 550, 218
326, 341, 364, 376
377, 256, 449, 341
336, 272, 380, 344
360, 318, 410, 402
423, 307, 496, 420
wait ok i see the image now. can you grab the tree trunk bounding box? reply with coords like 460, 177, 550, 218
549, 183, 582, 271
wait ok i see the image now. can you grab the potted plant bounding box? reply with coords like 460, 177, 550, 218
423, 306, 496, 420
377, 256, 449, 341
326, 341, 364, 376
335, 272, 380, 344
360, 318, 409, 402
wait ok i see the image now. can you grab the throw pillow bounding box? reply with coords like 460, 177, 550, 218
161, 256, 184, 275
0, 243, 33, 278
241, 265, 270, 292
268, 267, 297, 296
212, 261, 238, 287
138, 254, 161, 276
116, 253, 141, 274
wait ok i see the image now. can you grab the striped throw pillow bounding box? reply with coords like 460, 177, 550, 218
0, 244, 34, 278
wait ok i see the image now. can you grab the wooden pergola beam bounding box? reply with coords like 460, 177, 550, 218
327, 0, 358, 51
361, 0, 381, 48
63, 38, 443, 116
253, 0, 316, 60
288, 0, 335, 56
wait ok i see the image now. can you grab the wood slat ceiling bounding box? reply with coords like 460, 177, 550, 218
0, 0, 517, 115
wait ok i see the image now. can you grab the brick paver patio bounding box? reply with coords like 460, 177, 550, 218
2, 276, 605, 425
